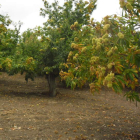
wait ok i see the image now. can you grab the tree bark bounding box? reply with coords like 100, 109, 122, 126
47, 73, 57, 97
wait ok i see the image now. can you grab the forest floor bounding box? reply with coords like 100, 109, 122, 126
0, 72, 140, 140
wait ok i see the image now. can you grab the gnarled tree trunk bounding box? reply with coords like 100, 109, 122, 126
47, 73, 57, 97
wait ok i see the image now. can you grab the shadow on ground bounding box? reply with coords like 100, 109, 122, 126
0, 72, 140, 140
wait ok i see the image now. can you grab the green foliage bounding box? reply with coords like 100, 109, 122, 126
60, 0, 140, 103
0, 11, 21, 73
9, 28, 42, 80
5, 0, 97, 85
39, 0, 97, 76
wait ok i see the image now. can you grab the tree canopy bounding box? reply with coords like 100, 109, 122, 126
2, 0, 97, 97
1, 0, 140, 102
0, 11, 22, 73
60, 0, 140, 104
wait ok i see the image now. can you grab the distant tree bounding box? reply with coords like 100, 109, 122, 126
0, 10, 22, 73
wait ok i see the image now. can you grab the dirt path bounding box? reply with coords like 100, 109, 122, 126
0, 73, 140, 140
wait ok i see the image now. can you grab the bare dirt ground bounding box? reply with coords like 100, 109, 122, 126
0, 72, 140, 140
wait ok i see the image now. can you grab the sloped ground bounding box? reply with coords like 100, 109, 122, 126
0, 72, 140, 140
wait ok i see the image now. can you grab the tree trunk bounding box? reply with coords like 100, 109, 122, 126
47, 73, 57, 97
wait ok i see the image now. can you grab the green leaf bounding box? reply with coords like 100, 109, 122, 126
112, 83, 122, 93
128, 72, 134, 81
124, 91, 140, 103
115, 75, 127, 84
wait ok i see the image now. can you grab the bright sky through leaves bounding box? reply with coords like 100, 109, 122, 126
0, 0, 121, 33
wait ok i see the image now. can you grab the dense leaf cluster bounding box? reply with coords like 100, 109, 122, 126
1, 0, 140, 100
60, 0, 140, 103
